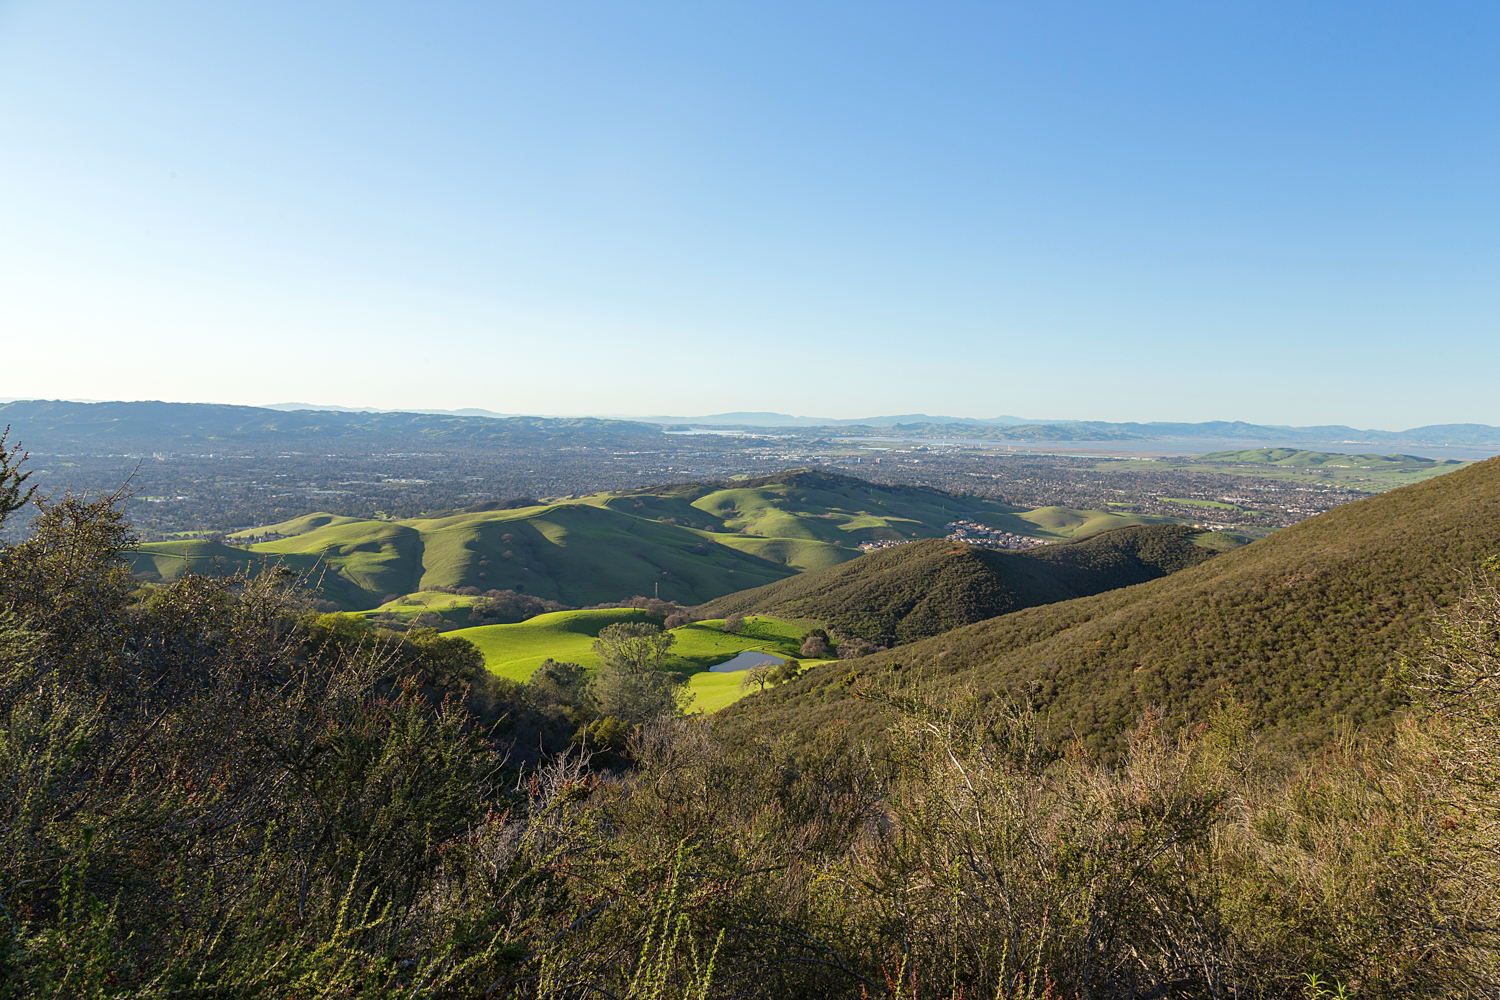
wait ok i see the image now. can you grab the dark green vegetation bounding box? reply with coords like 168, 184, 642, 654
3, 438, 1500, 996
126, 471, 1174, 609
699, 524, 1236, 647
722, 456, 1500, 757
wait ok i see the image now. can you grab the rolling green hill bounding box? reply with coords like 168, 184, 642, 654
130, 502, 802, 608
1008, 505, 1179, 537
1105, 448, 1472, 492
128, 471, 1179, 609
352, 589, 567, 629
1197, 447, 1463, 471
127, 539, 264, 580
699, 525, 1236, 647
717, 456, 1500, 757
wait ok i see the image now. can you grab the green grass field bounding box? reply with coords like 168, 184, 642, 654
449, 609, 654, 680
1011, 505, 1179, 539
455, 609, 812, 713
666, 617, 806, 671
685, 671, 755, 713
220, 500, 804, 608
686, 655, 838, 713
450, 610, 809, 683
1197, 448, 1458, 471
127, 539, 260, 579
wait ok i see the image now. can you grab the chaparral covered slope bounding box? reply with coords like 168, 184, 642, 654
718, 456, 1500, 756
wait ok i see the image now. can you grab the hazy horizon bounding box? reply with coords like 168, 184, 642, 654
5, 394, 1500, 436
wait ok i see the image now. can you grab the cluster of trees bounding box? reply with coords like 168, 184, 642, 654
2, 432, 1498, 998
464, 589, 570, 626
739, 658, 803, 694
487, 620, 697, 765
799, 629, 830, 657
360, 588, 573, 633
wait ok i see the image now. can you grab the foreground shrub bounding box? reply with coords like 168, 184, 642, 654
0, 471, 1497, 997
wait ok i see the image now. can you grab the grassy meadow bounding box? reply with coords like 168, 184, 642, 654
450, 608, 655, 680
685, 653, 838, 712
451, 609, 809, 717
684, 670, 755, 712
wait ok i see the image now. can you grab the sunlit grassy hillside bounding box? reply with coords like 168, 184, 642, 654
127, 471, 1193, 610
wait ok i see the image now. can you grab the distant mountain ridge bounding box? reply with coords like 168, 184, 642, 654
636, 412, 1040, 427
263, 402, 525, 419
3, 399, 1497, 453
681, 417, 1500, 448
0, 399, 662, 452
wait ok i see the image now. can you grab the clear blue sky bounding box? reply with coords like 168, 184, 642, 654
2, 2, 1496, 428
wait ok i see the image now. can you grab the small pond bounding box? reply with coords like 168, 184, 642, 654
708, 649, 785, 673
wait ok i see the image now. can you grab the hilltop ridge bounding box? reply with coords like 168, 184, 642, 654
698, 525, 1234, 646
717, 455, 1500, 754
127, 472, 1190, 609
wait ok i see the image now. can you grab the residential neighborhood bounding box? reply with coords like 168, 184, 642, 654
943, 519, 1048, 549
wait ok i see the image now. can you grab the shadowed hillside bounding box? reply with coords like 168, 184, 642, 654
717, 456, 1500, 755
698, 525, 1235, 646
129, 502, 802, 607
127, 471, 1177, 609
